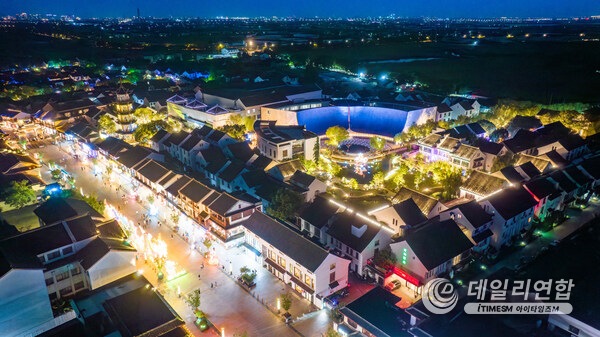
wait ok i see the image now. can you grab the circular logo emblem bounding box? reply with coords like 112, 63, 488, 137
422, 278, 458, 314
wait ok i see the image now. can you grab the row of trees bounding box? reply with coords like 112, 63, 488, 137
387, 157, 463, 200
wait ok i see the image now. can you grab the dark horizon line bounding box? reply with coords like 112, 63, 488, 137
3, 13, 600, 20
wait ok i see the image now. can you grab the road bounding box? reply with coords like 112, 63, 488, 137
34, 142, 331, 337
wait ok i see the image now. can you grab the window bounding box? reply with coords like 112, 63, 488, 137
305, 275, 313, 287
47, 250, 61, 261
330, 271, 336, 283
45, 277, 54, 286
73, 281, 85, 291
55, 271, 70, 282
294, 266, 302, 279
374, 240, 380, 247
330, 263, 336, 270
62, 246, 73, 255
71, 267, 81, 276
282, 150, 288, 158
49, 292, 57, 301
59, 286, 72, 297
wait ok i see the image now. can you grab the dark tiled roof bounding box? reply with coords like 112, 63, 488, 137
201, 146, 228, 174
242, 212, 329, 272
499, 166, 524, 184
327, 211, 381, 252
392, 199, 428, 227
241, 170, 270, 188
516, 155, 552, 172
517, 161, 541, 179
149, 129, 168, 143
462, 171, 506, 197
484, 187, 537, 220
524, 178, 557, 200
117, 146, 152, 169
450, 200, 492, 229
340, 287, 410, 337
157, 171, 178, 187
96, 137, 131, 157
558, 134, 586, 151
178, 179, 213, 203
218, 161, 246, 183
564, 166, 592, 186
165, 175, 192, 196
34, 197, 79, 225
393, 187, 440, 216
179, 134, 203, 151
207, 129, 226, 142
208, 193, 239, 216
289, 171, 317, 189
164, 131, 189, 146
272, 159, 305, 179
104, 285, 182, 336
467, 122, 486, 135
479, 140, 504, 155
250, 155, 273, 170
137, 160, 170, 183
226, 142, 255, 163
299, 195, 340, 229
64, 214, 97, 241
196, 125, 213, 137
419, 134, 442, 147
550, 171, 577, 193
579, 156, 600, 180
405, 219, 473, 270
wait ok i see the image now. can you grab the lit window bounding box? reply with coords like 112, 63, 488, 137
330, 263, 336, 270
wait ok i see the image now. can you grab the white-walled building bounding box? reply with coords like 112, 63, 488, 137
254, 120, 318, 162
479, 187, 538, 249
325, 211, 393, 276
389, 219, 473, 294
369, 198, 428, 236
243, 212, 350, 306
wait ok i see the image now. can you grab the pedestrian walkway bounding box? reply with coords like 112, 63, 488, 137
35, 143, 329, 337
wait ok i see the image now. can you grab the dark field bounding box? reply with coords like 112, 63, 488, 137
287, 39, 600, 103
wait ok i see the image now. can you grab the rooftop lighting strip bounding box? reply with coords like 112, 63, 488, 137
328, 199, 395, 234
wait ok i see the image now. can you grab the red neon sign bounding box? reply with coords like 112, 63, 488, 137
392, 266, 420, 287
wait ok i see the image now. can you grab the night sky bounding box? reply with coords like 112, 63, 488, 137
0, 0, 598, 19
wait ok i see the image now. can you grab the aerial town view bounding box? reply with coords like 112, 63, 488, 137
1, 1, 600, 337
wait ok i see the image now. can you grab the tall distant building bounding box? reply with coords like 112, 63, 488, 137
113, 86, 137, 140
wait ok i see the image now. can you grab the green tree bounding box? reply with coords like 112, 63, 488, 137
51, 169, 62, 180
370, 136, 386, 152
267, 188, 304, 220
229, 114, 243, 126
233, 331, 249, 337
98, 114, 117, 134
82, 194, 105, 214
5, 180, 35, 209
188, 289, 201, 309
171, 213, 180, 225
134, 107, 160, 125
280, 293, 292, 313
491, 153, 517, 172
219, 124, 246, 140
313, 141, 320, 164
372, 172, 385, 187
243, 116, 255, 133
372, 246, 397, 269
349, 178, 359, 190
325, 326, 342, 337
440, 171, 463, 200
134, 120, 168, 143
325, 126, 349, 147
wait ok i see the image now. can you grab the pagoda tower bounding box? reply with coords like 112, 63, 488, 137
113, 85, 137, 138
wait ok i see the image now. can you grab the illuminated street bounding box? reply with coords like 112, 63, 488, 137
33, 140, 330, 337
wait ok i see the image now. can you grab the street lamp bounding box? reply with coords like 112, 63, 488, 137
221, 327, 225, 337
277, 298, 281, 311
